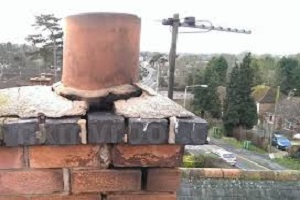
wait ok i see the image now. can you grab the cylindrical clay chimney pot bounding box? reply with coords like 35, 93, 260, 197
62, 13, 141, 92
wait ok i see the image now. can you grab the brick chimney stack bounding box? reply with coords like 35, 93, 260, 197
0, 12, 208, 200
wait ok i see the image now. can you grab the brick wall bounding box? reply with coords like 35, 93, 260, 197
0, 112, 207, 199
179, 168, 300, 200
0, 144, 182, 199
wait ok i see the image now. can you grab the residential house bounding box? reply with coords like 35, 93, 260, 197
275, 97, 300, 133
251, 86, 276, 125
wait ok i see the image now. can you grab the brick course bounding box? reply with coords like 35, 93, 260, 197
107, 193, 176, 200
146, 169, 181, 192
111, 144, 183, 167
127, 118, 168, 144
88, 112, 125, 144
0, 197, 28, 200
0, 170, 64, 195
71, 169, 141, 194
29, 145, 107, 168
31, 194, 100, 200
0, 147, 24, 169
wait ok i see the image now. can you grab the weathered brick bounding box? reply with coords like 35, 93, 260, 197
112, 145, 183, 167
3, 118, 38, 146
107, 193, 176, 200
147, 169, 181, 192
31, 195, 100, 200
43, 118, 82, 145
71, 169, 141, 194
200, 168, 223, 178
88, 112, 125, 144
0, 170, 64, 195
183, 168, 223, 179
259, 171, 276, 180
2, 118, 82, 146
222, 169, 242, 179
275, 170, 300, 181
176, 117, 207, 144
29, 145, 109, 168
0, 197, 28, 200
128, 118, 168, 144
241, 170, 261, 180
0, 147, 24, 169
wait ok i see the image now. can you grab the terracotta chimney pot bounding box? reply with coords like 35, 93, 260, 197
62, 13, 141, 93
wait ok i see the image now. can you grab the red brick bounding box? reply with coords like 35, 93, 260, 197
0, 147, 24, 169
147, 169, 181, 192
200, 168, 223, 178
275, 170, 300, 181
0, 170, 64, 195
31, 194, 100, 200
71, 169, 141, 194
222, 169, 242, 179
29, 145, 109, 168
0, 197, 28, 200
181, 168, 223, 179
107, 193, 176, 200
112, 145, 183, 167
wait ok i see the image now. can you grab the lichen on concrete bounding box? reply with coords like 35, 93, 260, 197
0, 93, 9, 109
114, 83, 195, 119
0, 86, 87, 118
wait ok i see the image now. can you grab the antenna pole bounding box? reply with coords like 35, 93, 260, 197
162, 15, 251, 100
167, 14, 180, 99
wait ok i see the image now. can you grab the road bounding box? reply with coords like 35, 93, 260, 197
210, 138, 286, 170
185, 144, 270, 170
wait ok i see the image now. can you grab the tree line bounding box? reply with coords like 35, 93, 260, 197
0, 14, 62, 74
191, 53, 300, 135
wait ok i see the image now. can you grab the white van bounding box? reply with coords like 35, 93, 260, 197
214, 149, 237, 166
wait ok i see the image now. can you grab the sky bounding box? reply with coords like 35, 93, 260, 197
1, 0, 299, 55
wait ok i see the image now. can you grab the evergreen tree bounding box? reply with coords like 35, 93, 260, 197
223, 64, 240, 133
250, 58, 263, 86
276, 57, 298, 95
194, 65, 222, 118
26, 14, 63, 81
208, 56, 228, 86
223, 53, 258, 135
292, 66, 300, 96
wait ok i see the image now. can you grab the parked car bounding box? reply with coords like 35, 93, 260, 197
213, 149, 237, 166
272, 134, 291, 150
293, 133, 300, 140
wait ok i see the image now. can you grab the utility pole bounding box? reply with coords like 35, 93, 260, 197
156, 62, 160, 92
269, 86, 280, 153
162, 15, 251, 100
167, 14, 180, 99
53, 39, 57, 82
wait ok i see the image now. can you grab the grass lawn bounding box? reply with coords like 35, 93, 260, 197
222, 137, 267, 154
291, 141, 300, 145
274, 157, 300, 170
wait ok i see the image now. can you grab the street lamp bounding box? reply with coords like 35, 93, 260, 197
183, 84, 208, 108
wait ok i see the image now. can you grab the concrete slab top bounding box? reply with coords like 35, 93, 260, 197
0, 86, 87, 118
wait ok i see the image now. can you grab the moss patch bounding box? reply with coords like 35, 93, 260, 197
0, 94, 9, 108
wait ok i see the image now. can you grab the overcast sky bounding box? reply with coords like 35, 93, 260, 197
0, 0, 299, 55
